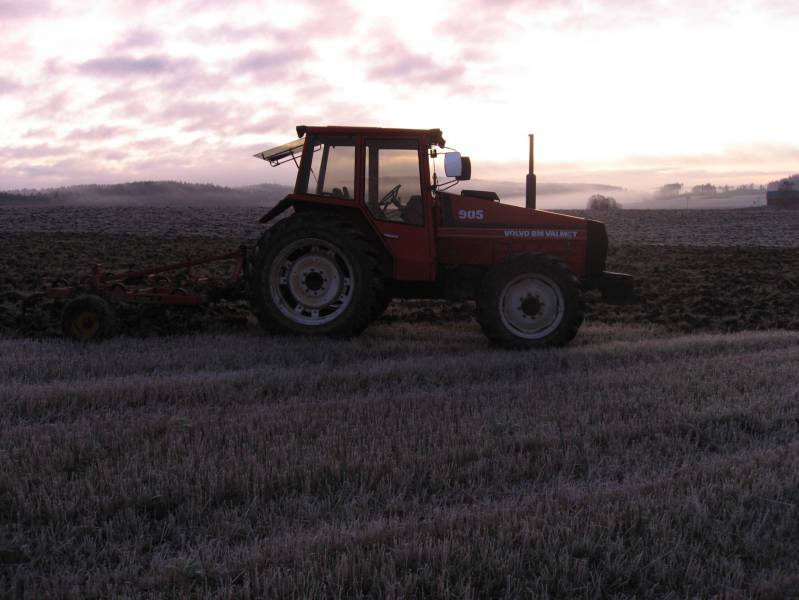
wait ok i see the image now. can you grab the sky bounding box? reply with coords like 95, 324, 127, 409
1, 0, 798, 192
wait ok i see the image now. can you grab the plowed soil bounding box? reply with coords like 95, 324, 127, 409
2, 207, 799, 338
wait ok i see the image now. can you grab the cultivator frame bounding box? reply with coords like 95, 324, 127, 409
47, 247, 248, 306
43, 247, 249, 339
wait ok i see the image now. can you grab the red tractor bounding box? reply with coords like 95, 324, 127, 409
251, 125, 632, 348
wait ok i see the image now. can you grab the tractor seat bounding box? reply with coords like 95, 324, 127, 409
331, 186, 352, 199
402, 195, 424, 225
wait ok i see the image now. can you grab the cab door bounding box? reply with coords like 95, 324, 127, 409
362, 138, 436, 281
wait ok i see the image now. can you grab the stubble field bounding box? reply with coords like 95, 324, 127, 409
2, 205, 799, 597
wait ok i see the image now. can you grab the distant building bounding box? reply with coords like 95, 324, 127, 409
767, 175, 799, 208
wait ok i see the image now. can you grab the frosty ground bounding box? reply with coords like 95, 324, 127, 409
2, 323, 799, 597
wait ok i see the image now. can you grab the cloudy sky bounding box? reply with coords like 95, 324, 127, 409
1, 0, 797, 191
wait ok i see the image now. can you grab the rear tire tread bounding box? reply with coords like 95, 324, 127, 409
251, 212, 384, 337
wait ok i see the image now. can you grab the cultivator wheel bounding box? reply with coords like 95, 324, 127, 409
61, 295, 118, 341
476, 254, 584, 349
251, 213, 384, 337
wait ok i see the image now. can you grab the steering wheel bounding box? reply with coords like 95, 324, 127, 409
378, 184, 402, 211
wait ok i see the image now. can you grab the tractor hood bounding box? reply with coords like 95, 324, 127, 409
435, 191, 609, 277
437, 191, 587, 229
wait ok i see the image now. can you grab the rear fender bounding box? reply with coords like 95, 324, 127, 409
257, 200, 392, 279
259, 196, 293, 224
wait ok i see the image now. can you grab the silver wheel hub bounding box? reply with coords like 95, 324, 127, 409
499, 274, 565, 339
268, 238, 354, 326
288, 254, 341, 308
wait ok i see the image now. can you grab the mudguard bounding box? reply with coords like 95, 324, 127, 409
258, 196, 293, 224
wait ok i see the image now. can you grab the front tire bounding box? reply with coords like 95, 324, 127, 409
476, 255, 584, 349
251, 214, 382, 337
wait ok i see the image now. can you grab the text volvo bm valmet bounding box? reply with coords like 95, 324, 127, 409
252, 125, 633, 348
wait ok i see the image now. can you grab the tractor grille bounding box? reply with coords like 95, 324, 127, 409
585, 219, 608, 275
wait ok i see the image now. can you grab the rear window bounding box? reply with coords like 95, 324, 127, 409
297, 135, 356, 199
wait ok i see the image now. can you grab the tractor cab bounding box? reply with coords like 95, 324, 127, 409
256, 126, 457, 281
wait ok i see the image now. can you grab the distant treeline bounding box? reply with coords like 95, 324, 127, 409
657, 182, 765, 197
0, 180, 292, 207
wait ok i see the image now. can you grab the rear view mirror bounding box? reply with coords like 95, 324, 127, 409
444, 152, 472, 181
444, 152, 462, 177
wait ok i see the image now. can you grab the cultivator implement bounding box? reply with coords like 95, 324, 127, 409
42, 247, 249, 340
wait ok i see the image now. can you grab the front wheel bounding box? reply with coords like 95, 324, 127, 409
251, 214, 382, 337
476, 255, 584, 349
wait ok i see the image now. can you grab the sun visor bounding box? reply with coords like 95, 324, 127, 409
254, 138, 305, 166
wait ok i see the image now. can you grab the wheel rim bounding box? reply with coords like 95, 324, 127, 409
268, 238, 355, 326
498, 274, 565, 339
71, 310, 100, 339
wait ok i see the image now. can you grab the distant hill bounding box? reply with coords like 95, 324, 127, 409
0, 191, 52, 205
1, 179, 624, 208
462, 180, 623, 197
0, 181, 291, 207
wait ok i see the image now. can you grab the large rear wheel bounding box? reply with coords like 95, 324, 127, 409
476, 255, 584, 348
251, 214, 383, 337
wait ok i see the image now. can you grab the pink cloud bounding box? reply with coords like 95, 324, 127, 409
0, 76, 21, 95
0, 143, 72, 160
111, 28, 163, 52
188, 22, 288, 45
79, 55, 181, 76
364, 35, 473, 93
21, 91, 75, 119
300, 0, 361, 34
235, 48, 311, 74
0, 0, 51, 19
64, 126, 131, 142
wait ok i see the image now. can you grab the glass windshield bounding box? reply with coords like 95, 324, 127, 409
365, 139, 424, 225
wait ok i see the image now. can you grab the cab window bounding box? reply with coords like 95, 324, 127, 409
365, 139, 424, 225
298, 134, 355, 199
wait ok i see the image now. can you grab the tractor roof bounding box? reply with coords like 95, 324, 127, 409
296, 125, 445, 147
254, 125, 446, 165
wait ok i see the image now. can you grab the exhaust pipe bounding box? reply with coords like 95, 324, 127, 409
525, 133, 536, 210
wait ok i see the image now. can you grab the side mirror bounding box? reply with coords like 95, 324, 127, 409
444, 152, 472, 181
